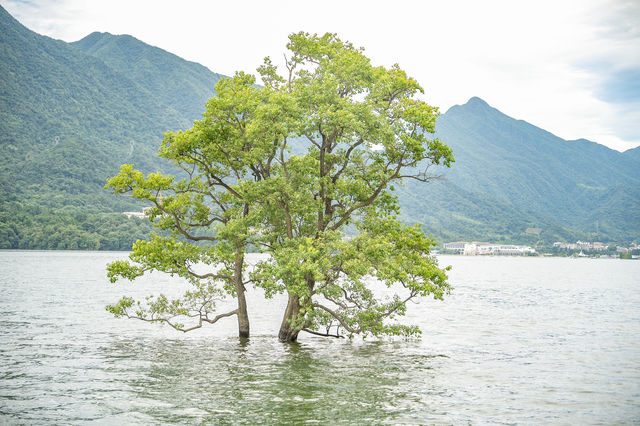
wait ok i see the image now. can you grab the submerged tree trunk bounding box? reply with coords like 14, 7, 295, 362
278, 294, 301, 342
236, 289, 250, 338
234, 248, 250, 339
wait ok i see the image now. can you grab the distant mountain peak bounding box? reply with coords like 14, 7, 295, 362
83, 31, 113, 38
444, 96, 496, 117
71, 31, 111, 50
73, 31, 150, 54
79, 31, 138, 43
465, 96, 489, 107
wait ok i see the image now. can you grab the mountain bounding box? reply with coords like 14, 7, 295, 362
400, 97, 640, 243
622, 145, 640, 162
71, 32, 224, 123
398, 179, 582, 245
1, 6, 638, 249
0, 5, 224, 249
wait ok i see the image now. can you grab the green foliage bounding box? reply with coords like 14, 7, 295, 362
293, 211, 451, 338
102, 32, 454, 341
245, 32, 453, 340
103, 72, 278, 335
0, 201, 155, 250
104, 283, 227, 332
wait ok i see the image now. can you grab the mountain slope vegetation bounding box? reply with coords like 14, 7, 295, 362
71, 32, 224, 124
1, 6, 637, 249
0, 6, 223, 249
413, 97, 640, 242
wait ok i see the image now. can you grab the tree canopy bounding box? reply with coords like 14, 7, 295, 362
106, 32, 454, 342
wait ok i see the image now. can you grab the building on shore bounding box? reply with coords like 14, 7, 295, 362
443, 242, 535, 256
553, 241, 609, 251
442, 242, 466, 254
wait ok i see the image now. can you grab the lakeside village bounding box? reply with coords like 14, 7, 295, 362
124, 211, 638, 259
440, 241, 640, 258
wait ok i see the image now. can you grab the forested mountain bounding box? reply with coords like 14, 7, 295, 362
1, 5, 638, 249
400, 97, 640, 243
622, 145, 640, 162
0, 6, 223, 249
71, 32, 224, 123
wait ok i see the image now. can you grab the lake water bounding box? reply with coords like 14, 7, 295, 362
0, 251, 638, 424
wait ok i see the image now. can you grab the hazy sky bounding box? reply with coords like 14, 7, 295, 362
4, 0, 640, 151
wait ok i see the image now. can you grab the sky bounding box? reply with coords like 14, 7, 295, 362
4, 0, 640, 152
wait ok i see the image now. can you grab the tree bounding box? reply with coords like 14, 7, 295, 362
105, 32, 454, 343
249, 33, 454, 341
104, 72, 285, 338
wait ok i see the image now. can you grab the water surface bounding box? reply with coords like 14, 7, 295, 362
0, 251, 638, 424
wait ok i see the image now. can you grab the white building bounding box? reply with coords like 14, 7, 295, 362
445, 241, 535, 256
443, 242, 466, 254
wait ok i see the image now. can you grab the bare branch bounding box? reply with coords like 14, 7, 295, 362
312, 303, 361, 334
170, 211, 217, 242
302, 328, 344, 338
398, 173, 441, 183
120, 308, 238, 333
305, 134, 321, 149
185, 265, 232, 281
201, 309, 239, 324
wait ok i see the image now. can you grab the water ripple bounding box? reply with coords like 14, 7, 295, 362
0, 252, 639, 424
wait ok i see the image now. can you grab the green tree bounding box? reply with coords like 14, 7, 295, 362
104, 32, 453, 343
250, 33, 454, 341
104, 72, 282, 338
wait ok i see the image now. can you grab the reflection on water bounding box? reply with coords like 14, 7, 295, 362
108, 338, 445, 424
0, 251, 639, 424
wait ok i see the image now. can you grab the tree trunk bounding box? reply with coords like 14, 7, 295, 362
234, 248, 250, 339
278, 293, 301, 342
236, 288, 250, 339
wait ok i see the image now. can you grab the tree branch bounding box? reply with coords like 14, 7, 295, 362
332, 138, 365, 183
121, 308, 238, 333
312, 303, 361, 334
329, 165, 400, 231
302, 328, 344, 338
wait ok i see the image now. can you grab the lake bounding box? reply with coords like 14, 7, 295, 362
0, 251, 638, 424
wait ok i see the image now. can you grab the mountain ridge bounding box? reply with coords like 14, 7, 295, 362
71, 32, 225, 123
0, 5, 222, 249
1, 5, 638, 248
419, 96, 639, 241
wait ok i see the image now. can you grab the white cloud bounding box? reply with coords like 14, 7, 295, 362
3, 0, 639, 151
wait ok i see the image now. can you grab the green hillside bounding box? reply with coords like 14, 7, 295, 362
398, 179, 585, 245
1, 5, 637, 249
0, 6, 223, 249
71, 32, 224, 123
413, 97, 640, 242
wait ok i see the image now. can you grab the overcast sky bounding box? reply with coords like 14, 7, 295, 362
4, 0, 639, 151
